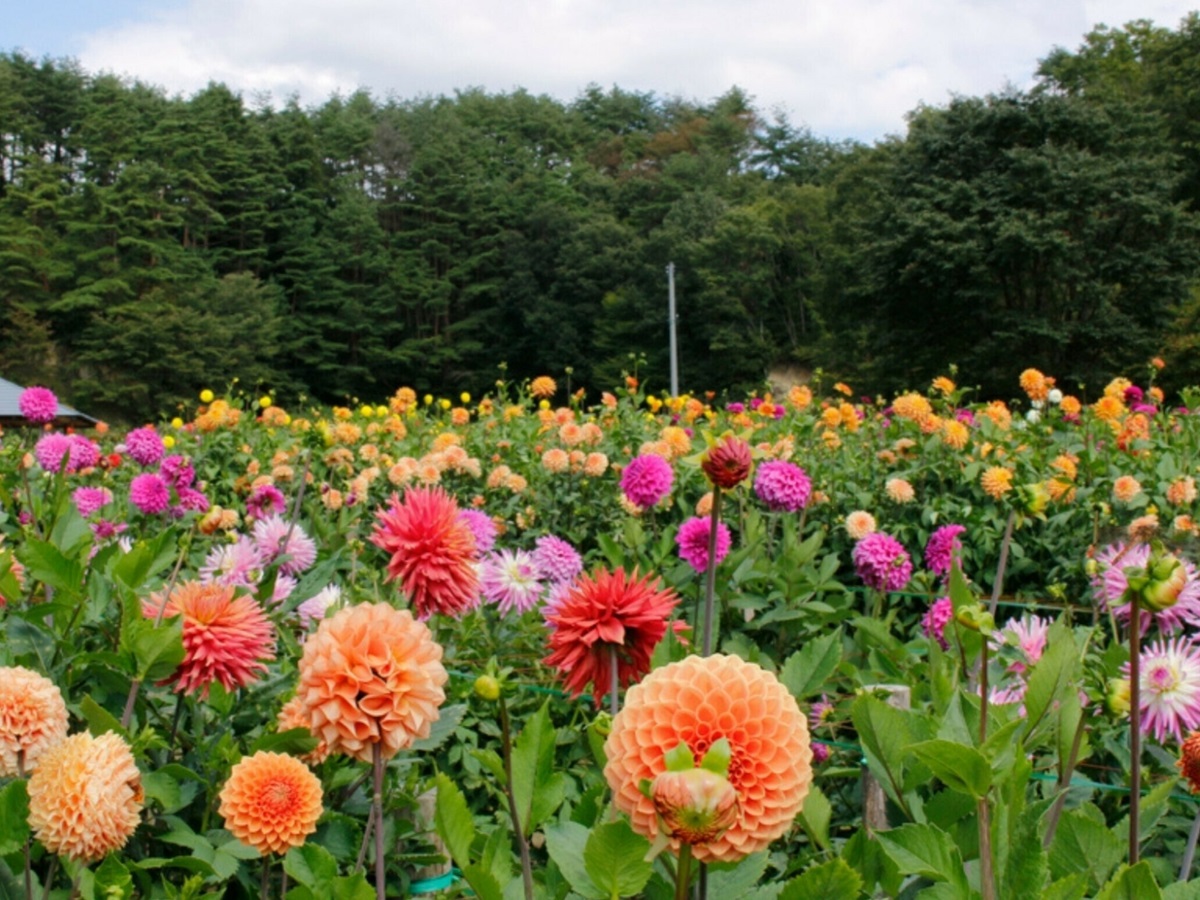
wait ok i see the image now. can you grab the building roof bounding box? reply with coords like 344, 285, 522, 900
0, 377, 97, 427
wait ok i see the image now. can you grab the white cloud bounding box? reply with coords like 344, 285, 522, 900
72, 0, 1197, 141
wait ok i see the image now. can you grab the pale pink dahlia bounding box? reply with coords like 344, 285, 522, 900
200, 536, 265, 589
532, 535, 583, 584
676, 516, 732, 573
480, 549, 543, 615
620, 454, 673, 509
252, 514, 317, 576
753, 460, 812, 512
72, 487, 113, 518
458, 509, 498, 554
852, 532, 912, 592
992, 614, 1050, 674
1127, 637, 1200, 743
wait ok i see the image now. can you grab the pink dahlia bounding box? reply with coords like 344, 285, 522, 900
129, 473, 171, 515
67, 436, 100, 471
72, 487, 113, 518
160, 455, 196, 490
34, 434, 77, 473
458, 509, 498, 554
200, 536, 264, 588
753, 460, 812, 513
620, 454, 673, 509
852, 532, 912, 592
480, 549, 543, 615
297, 585, 341, 629
176, 487, 210, 513
532, 535, 583, 584
246, 484, 287, 521
252, 514, 317, 576
924, 524, 966, 577
124, 426, 165, 467
922, 597, 953, 649
1127, 637, 1200, 743
19, 387, 57, 424
992, 614, 1050, 674
676, 516, 732, 573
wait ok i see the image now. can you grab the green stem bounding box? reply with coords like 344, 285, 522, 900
977, 641, 995, 900
986, 511, 1015, 619
674, 844, 694, 900
373, 744, 385, 900
701, 488, 723, 656
609, 644, 620, 717
1180, 806, 1200, 882
18, 751, 31, 900
499, 694, 535, 900
1129, 593, 1142, 866
260, 855, 272, 900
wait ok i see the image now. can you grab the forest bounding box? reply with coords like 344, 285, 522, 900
3, 15, 1200, 420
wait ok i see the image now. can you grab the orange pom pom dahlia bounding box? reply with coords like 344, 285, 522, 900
143, 581, 275, 697
604, 654, 812, 863
27, 732, 143, 862
370, 487, 479, 619
298, 602, 448, 762
219, 750, 323, 855
0, 665, 68, 777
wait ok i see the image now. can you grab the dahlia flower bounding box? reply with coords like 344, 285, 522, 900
130, 472, 171, 514
532, 534, 583, 584
458, 509, 498, 554
371, 487, 479, 619
71, 486, 113, 519
701, 436, 753, 490
124, 426, 165, 467
604, 654, 812, 863
219, 750, 323, 855
544, 567, 678, 704
297, 584, 342, 629
675, 516, 732, 573
143, 581, 275, 696
200, 535, 265, 589
992, 614, 1050, 674
19, 386, 58, 423
27, 732, 142, 863
34, 434, 97, 474
252, 514, 318, 575
1179, 730, 1200, 794
1128, 637, 1200, 743
530, 376, 557, 399
845, 510, 876, 540
852, 532, 912, 592
0, 666, 68, 776
297, 602, 447, 761
160, 454, 196, 489
1091, 542, 1200, 634
480, 549, 544, 615
753, 460, 812, 512
246, 483, 287, 521
620, 454, 674, 509
922, 597, 953, 649
925, 524, 966, 577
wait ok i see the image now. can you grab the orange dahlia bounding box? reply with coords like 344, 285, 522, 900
277, 696, 330, 765
980, 466, 1014, 500
1180, 731, 1200, 794
219, 750, 323, 855
1019, 368, 1050, 402
1112, 475, 1143, 505
297, 602, 448, 762
530, 376, 557, 399
27, 732, 143, 862
370, 487, 479, 619
0, 666, 68, 776
605, 654, 812, 863
544, 567, 678, 705
143, 581, 275, 697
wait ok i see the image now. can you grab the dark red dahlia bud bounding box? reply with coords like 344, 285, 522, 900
701, 436, 752, 490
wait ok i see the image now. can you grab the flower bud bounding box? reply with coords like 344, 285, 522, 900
955, 604, 994, 635
1107, 677, 1131, 715
1143, 553, 1186, 611
473, 675, 501, 701
650, 767, 740, 845
701, 436, 752, 490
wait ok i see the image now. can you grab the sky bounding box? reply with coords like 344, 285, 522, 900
5, 0, 1197, 143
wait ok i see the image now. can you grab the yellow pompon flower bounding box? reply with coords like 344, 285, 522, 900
1092, 395, 1124, 422
199, 389, 215, 404
885, 478, 915, 504
932, 375, 956, 395
0, 666, 68, 777
941, 418, 969, 450
27, 732, 143, 863
219, 751, 323, 855
259, 396, 273, 409
981, 466, 1014, 499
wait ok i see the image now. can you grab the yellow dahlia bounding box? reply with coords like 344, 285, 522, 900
981, 467, 1014, 500
0, 666, 68, 777
219, 751, 323, 855
27, 732, 143, 863
297, 602, 447, 762
604, 654, 812, 863
941, 419, 969, 451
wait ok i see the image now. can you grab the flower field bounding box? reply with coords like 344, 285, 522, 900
3, 366, 1200, 898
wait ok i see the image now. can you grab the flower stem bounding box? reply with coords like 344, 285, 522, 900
260, 855, 272, 900
1129, 593, 1142, 866
18, 751, 31, 900
609, 643, 620, 717
701, 488, 723, 656
977, 641, 995, 900
373, 744, 385, 900
986, 511, 1015, 619
1180, 806, 1200, 882
498, 693, 535, 900
674, 844, 693, 900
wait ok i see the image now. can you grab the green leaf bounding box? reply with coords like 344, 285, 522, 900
79, 694, 128, 738
706, 852, 769, 897
778, 858, 863, 900
779, 629, 842, 700
1164, 881, 1200, 900
1095, 863, 1163, 900
511, 701, 562, 834
330, 872, 378, 900
584, 820, 654, 898
143, 769, 185, 813
876, 823, 969, 895
249, 727, 319, 757
1040, 874, 1088, 900
545, 821, 604, 900
906, 740, 992, 798
409, 703, 467, 752
284, 843, 339, 890
433, 773, 476, 869
1001, 798, 1051, 897
797, 784, 832, 851
460, 863, 505, 900
0, 780, 30, 855
1023, 623, 1077, 737
851, 693, 912, 809
123, 615, 185, 681
18, 537, 83, 599
93, 855, 133, 899
1048, 806, 1123, 890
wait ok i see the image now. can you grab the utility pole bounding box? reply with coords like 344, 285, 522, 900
666, 262, 679, 398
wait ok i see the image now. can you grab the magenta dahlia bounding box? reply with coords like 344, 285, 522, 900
18, 387, 57, 424
753, 460, 812, 512
676, 516, 732, 573
852, 532, 912, 593
620, 455, 673, 509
